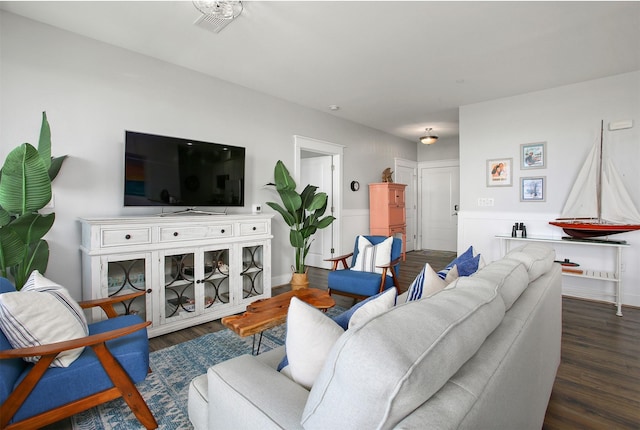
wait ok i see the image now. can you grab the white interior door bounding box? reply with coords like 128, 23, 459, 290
420, 164, 460, 252
300, 155, 333, 269
394, 161, 417, 252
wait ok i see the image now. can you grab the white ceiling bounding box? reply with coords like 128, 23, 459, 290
2, 1, 639, 142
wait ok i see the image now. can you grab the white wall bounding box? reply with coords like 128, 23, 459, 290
418, 135, 460, 162
458, 71, 640, 307
0, 12, 416, 298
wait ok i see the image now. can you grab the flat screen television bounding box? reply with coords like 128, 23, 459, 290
124, 131, 245, 208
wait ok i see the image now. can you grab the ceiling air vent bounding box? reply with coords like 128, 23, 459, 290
192, 1, 243, 34
194, 13, 234, 34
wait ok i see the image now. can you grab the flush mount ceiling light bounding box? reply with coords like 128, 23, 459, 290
419, 128, 439, 145
193, 1, 243, 20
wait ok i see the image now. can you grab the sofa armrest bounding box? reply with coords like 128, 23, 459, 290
207, 354, 308, 429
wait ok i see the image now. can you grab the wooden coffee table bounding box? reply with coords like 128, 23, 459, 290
222, 288, 335, 354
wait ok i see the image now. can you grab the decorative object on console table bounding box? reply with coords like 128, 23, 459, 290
265, 160, 335, 290
381, 167, 393, 183
549, 120, 640, 239
369, 182, 407, 260
0, 112, 67, 289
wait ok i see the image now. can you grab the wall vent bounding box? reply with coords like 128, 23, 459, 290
193, 13, 236, 33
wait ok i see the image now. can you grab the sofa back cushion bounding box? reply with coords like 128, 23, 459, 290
505, 243, 555, 282
301, 279, 506, 430
472, 258, 529, 310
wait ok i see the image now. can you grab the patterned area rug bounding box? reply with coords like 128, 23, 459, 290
71, 307, 345, 429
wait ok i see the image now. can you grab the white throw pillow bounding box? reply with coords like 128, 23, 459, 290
349, 287, 397, 329
0, 271, 89, 367
284, 297, 344, 389
405, 263, 446, 302
351, 236, 393, 275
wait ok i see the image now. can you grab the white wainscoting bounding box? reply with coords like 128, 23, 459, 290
340, 209, 370, 256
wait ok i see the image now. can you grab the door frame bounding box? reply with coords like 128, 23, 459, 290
293, 135, 344, 257
417, 159, 460, 251
394, 158, 417, 252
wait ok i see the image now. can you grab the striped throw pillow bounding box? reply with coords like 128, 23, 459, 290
0, 271, 88, 367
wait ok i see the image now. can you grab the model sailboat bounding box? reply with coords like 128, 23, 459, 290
549, 121, 640, 239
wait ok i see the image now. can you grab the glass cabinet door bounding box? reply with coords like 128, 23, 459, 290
163, 252, 197, 322
241, 244, 264, 301
105, 256, 149, 321
201, 247, 231, 311
162, 246, 232, 322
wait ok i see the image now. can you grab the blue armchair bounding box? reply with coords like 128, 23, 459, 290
0, 277, 157, 429
326, 235, 402, 301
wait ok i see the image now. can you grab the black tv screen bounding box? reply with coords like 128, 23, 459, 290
124, 131, 245, 207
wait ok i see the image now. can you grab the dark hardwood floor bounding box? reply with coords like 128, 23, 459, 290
149, 250, 640, 429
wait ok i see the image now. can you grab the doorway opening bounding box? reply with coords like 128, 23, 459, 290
294, 135, 344, 269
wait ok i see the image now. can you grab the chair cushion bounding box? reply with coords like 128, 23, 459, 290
0, 271, 89, 367
351, 235, 393, 275
405, 263, 446, 302
9, 314, 149, 423
328, 269, 395, 297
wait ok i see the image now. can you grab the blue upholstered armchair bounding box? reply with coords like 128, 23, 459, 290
326, 235, 402, 301
0, 277, 157, 429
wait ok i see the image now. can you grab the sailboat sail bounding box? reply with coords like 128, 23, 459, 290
601, 158, 640, 224
550, 122, 640, 239
559, 143, 599, 220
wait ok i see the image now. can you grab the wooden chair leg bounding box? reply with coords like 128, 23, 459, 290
93, 343, 158, 429
0, 355, 56, 429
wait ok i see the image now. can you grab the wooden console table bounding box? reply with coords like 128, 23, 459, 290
497, 235, 629, 316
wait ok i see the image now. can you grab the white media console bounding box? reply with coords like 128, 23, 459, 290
80, 214, 273, 337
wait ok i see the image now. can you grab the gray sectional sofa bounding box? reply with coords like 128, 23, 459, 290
188, 243, 561, 429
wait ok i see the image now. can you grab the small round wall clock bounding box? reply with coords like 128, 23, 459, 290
350, 180, 360, 191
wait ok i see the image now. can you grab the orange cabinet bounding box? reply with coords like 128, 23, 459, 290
369, 183, 407, 260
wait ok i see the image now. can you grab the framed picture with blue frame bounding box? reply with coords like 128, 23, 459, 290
520, 142, 546, 169
520, 176, 546, 202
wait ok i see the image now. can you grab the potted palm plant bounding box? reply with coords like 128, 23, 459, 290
266, 160, 335, 289
0, 112, 67, 289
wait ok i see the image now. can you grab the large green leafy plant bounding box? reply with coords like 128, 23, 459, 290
0, 112, 67, 289
266, 160, 335, 274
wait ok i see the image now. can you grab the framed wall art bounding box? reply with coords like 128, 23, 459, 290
486, 158, 513, 187
520, 142, 546, 169
520, 176, 546, 202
